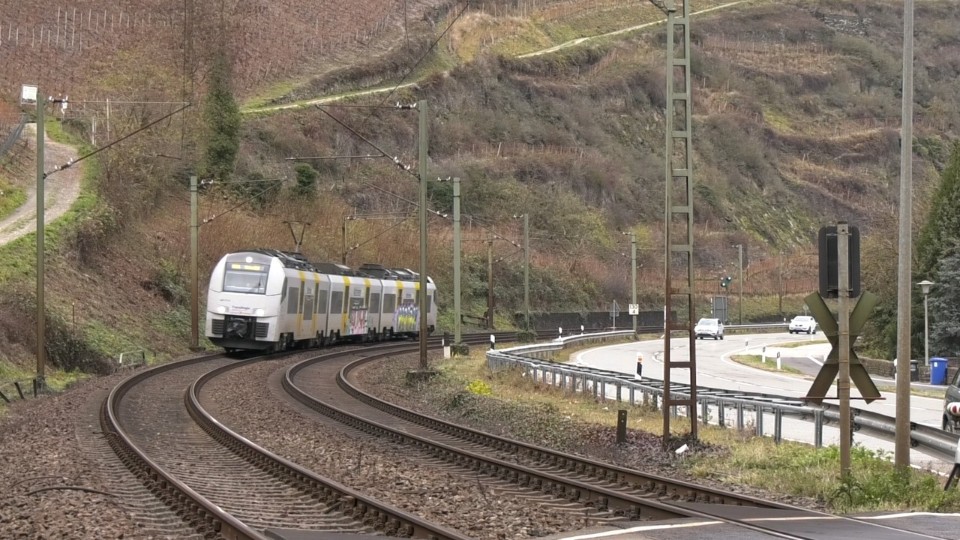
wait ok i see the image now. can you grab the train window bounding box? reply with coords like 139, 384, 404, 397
426, 294, 432, 313
382, 293, 396, 314
223, 265, 269, 294
369, 293, 380, 312
317, 290, 328, 314
330, 291, 344, 314
287, 287, 299, 314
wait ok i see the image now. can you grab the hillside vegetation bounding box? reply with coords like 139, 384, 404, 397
0, 0, 958, 376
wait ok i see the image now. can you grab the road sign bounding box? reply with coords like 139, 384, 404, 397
628, 304, 639, 315
818, 225, 861, 298
712, 296, 728, 322
803, 291, 881, 404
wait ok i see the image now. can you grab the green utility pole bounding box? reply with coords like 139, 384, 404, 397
736, 243, 744, 324
418, 99, 429, 369
35, 95, 46, 389
631, 234, 637, 334
487, 235, 494, 329
894, 0, 915, 471
453, 177, 462, 346
190, 175, 200, 350
621, 230, 638, 333
523, 213, 530, 330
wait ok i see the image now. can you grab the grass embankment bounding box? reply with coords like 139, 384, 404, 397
730, 354, 804, 376
432, 348, 960, 513
0, 179, 26, 222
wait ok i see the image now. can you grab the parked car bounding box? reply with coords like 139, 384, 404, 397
694, 318, 724, 340
943, 369, 960, 432
788, 315, 817, 334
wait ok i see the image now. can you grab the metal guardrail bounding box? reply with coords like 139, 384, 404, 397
487, 333, 960, 460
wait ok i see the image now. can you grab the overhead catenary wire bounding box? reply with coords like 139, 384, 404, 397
201, 180, 285, 224
44, 103, 192, 179
295, 1, 471, 170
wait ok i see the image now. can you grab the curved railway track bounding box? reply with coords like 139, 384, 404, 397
101, 332, 946, 539
282, 338, 951, 540
282, 342, 829, 539
102, 344, 473, 540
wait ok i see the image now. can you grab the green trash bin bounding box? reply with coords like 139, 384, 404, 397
930, 357, 948, 385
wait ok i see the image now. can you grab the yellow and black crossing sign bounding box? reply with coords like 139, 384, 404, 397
803, 291, 881, 405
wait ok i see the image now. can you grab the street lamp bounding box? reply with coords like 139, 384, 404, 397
918, 280, 934, 366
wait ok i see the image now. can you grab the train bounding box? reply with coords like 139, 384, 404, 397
205, 249, 437, 352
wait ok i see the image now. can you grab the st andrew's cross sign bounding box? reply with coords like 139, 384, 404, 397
803, 290, 881, 405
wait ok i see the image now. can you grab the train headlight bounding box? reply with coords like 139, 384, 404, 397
217, 306, 227, 314
255, 308, 265, 317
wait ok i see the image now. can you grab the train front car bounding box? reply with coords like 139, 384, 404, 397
205, 251, 284, 351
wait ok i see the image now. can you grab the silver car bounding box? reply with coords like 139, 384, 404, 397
694, 318, 724, 340
788, 315, 817, 334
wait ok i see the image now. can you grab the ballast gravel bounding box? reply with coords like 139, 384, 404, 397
0, 351, 823, 539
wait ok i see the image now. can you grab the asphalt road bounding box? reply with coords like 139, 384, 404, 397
571, 332, 952, 473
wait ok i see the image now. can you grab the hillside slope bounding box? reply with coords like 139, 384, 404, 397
0, 0, 957, 374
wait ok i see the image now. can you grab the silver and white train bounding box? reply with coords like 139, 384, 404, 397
205, 249, 437, 352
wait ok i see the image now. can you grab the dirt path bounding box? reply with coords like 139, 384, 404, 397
0, 124, 82, 246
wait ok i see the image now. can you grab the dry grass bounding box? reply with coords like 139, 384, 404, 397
442, 348, 960, 513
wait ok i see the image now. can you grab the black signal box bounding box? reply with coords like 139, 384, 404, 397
818, 225, 860, 298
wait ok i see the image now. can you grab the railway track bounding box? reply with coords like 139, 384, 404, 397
281, 337, 949, 539
101, 346, 471, 540
101, 333, 945, 539
282, 339, 832, 539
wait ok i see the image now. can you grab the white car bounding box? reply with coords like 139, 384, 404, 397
788, 315, 817, 334
694, 318, 724, 340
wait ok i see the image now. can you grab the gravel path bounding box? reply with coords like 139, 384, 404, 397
0, 123, 82, 246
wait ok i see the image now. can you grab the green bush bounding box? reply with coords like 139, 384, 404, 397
466, 379, 492, 396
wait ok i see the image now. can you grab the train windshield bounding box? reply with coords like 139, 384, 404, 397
223, 258, 270, 294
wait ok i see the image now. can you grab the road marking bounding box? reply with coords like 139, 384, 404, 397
557, 520, 723, 539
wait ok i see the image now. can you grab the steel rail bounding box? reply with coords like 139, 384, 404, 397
284, 340, 825, 539
187, 345, 471, 540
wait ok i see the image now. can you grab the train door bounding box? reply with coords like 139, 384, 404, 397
315, 274, 331, 343
381, 283, 397, 338
367, 280, 383, 339
426, 279, 437, 332
299, 271, 314, 341
345, 277, 369, 338
395, 281, 419, 335
281, 272, 301, 341
328, 276, 346, 340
